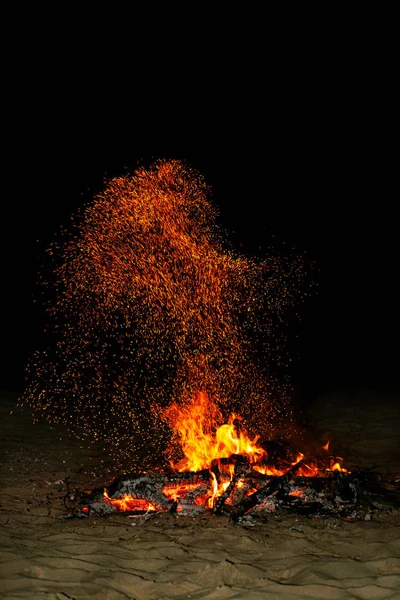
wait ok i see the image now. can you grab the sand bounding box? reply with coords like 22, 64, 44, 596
0, 389, 399, 600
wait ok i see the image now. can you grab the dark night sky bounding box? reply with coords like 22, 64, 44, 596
1, 37, 398, 404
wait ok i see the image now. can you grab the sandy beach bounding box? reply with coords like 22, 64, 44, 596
1, 389, 399, 600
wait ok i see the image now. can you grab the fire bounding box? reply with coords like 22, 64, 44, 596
162, 482, 206, 506
288, 487, 306, 497
163, 391, 267, 472
208, 471, 233, 509
103, 490, 156, 512
95, 393, 349, 513
330, 458, 348, 473
164, 392, 348, 482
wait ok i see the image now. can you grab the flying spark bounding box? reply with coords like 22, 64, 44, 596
20, 159, 309, 470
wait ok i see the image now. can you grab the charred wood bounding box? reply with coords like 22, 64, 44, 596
231, 461, 305, 520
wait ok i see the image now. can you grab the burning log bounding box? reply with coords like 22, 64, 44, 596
213, 459, 252, 515
63, 460, 400, 521
229, 460, 305, 520
106, 473, 173, 511
108, 469, 210, 497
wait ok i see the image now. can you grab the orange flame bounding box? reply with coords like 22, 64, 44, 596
330, 458, 348, 473
163, 391, 267, 472
103, 490, 156, 512
163, 392, 349, 479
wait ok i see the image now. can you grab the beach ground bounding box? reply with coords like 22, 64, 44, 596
1, 388, 399, 600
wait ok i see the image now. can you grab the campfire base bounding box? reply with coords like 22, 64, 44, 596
62, 454, 400, 522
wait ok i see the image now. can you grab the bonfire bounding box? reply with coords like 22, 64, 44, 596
64, 392, 398, 523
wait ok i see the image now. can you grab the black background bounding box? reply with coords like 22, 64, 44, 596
1, 27, 398, 409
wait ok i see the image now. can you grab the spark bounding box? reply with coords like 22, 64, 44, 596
20, 159, 309, 470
